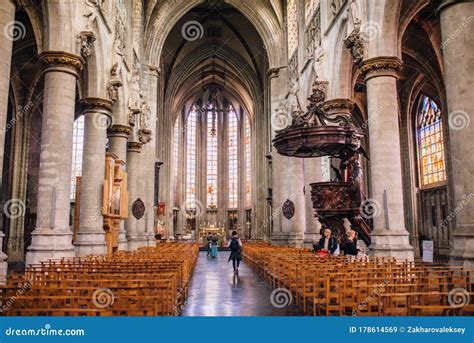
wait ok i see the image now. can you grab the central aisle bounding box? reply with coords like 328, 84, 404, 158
181, 251, 304, 316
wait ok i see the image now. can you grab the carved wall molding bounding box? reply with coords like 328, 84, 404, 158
38, 51, 85, 75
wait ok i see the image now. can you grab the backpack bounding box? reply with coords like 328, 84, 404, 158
229, 238, 240, 252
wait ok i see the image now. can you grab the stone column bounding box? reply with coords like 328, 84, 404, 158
303, 158, 322, 247
360, 56, 414, 260
438, 0, 474, 268
107, 124, 131, 250
0, 0, 15, 198
287, 157, 305, 247
126, 141, 148, 249
74, 98, 112, 256
26, 51, 84, 266
0, 4, 15, 273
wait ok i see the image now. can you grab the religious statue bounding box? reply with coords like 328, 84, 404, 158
107, 63, 122, 102
129, 74, 142, 112
140, 101, 151, 129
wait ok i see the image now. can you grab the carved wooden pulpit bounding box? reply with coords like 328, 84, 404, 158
103, 153, 128, 254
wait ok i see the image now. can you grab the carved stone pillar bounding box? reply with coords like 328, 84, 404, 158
126, 141, 148, 249
26, 51, 84, 266
303, 158, 322, 247
75, 98, 112, 256
360, 56, 414, 260
438, 0, 474, 268
107, 124, 131, 250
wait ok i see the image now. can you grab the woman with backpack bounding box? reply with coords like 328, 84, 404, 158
228, 231, 242, 275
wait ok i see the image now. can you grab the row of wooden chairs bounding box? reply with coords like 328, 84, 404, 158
0, 242, 199, 316
243, 243, 473, 316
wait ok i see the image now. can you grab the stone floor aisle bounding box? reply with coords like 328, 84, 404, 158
181, 251, 304, 316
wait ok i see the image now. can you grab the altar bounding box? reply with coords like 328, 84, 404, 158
198, 225, 225, 246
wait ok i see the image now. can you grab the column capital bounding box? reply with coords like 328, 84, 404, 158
322, 98, 355, 113
38, 51, 85, 76
79, 97, 113, 113
127, 141, 143, 153
145, 65, 160, 77
360, 56, 403, 80
107, 124, 131, 139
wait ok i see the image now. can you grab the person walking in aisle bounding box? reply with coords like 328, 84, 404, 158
210, 233, 219, 258
228, 231, 242, 274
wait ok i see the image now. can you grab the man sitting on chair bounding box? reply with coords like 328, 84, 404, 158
313, 228, 338, 254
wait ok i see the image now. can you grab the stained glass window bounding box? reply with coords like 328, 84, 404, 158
244, 115, 252, 208
173, 114, 181, 207
228, 107, 238, 209
417, 96, 446, 187
185, 107, 197, 209
70, 116, 84, 200
207, 106, 218, 209
287, 0, 298, 58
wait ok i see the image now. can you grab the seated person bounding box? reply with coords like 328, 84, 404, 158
313, 228, 338, 254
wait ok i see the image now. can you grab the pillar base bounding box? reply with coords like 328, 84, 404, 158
0, 232, 8, 285
25, 228, 75, 266
369, 228, 414, 261
450, 226, 474, 269
146, 232, 157, 247
287, 232, 304, 248
74, 230, 107, 256
118, 225, 128, 251
127, 234, 150, 250
270, 232, 290, 246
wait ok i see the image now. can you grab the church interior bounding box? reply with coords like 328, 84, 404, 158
0, 0, 473, 316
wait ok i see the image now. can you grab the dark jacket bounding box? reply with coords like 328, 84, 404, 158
343, 238, 358, 256
314, 236, 338, 254
228, 237, 242, 261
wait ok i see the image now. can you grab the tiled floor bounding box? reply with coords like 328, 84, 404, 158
181, 252, 304, 316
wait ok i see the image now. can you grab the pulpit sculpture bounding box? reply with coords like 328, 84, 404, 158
273, 80, 372, 245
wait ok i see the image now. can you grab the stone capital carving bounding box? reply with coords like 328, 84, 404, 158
322, 98, 355, 113
127, 141, 142, 153
360, 56, 403, 79
38, 51, 85, 75
79, 97, 113, 113
267, 66, 285, 80
107, 124, 131, 138
147, 65, 161, 77
138, 128, 152, 144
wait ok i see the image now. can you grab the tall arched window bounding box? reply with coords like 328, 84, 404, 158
417, 96, 446, 187
207, 106, 218, 208
173, 114, 181, 207
70, 116, 84, 200
228, 106, 238, 209
244, 115, 252, 208
185, 107, 197, 209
